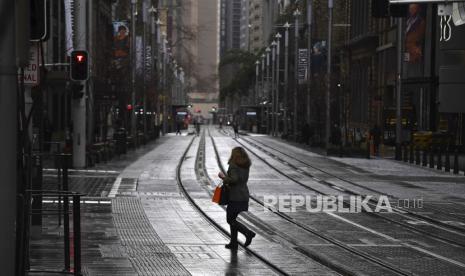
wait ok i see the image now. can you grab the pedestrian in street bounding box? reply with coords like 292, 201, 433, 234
218, 147, 256, 250
176, 120, 182, 135
233, 121, 239, 138
302, 122, 311, 145
370, 124, 382, 156
195, 119, 200, 136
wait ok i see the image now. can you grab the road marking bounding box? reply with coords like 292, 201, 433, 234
109, 177, 122, 198
326, 212, 465, 268
42, 199, 111, 204
43, 168, 119, 174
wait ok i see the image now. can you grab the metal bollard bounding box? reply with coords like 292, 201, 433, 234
445, 147, 451, 172
73, 195, 82, 276
409, 145, 414, 163
437, 147, 443, 170
454, 149, 459, 174
61, 154, 71, 271
429, 147, 435, 168
415, 147, 421, 165
422, 148, 427, 166
366, 140, 371, 159
403, 144, 408, 162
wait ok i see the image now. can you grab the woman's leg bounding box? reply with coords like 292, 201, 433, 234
226, 209, 240, 246
226, 209, 255, 248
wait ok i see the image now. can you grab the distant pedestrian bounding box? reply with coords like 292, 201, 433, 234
219, 117, 223, 129
195, 120, 200, 136
218, 147, 255, 250
176, 121, 182, 135
330, 124, 342, 147
370, 124, 382, 156
302, 122, 311, 145
233, 122, 239, 138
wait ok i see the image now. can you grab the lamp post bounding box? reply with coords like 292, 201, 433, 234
162, 36, 168, 134
293, 9, 301, 141
306, 0, 312, 127
261, 54, 266, 133
325, 0, 333, 151
131, 0, 137, 146
255, 61, 260, 106
284, 22, 290, 136
271, 40, 277, 136
275, 33, 282, 136
147, 5, 157, 141
395, 18, 403, 160
248, 24, 252, 52
266, 47, 271, 134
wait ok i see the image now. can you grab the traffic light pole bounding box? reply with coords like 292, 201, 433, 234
0, 0, 17, 274
73, 0, 87, 168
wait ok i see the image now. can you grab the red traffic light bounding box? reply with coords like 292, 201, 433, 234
70, 50, 89, 81
126, 104, 133, 111
76, 55, 85, 62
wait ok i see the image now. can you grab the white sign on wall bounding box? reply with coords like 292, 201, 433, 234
20, 45, 40, 86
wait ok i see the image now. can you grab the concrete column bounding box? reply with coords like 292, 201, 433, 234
0, 0, 17, 273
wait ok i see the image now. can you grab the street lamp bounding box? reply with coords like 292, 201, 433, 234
248, 24, 252, 52
283, 22, 290, 135
293, 9, 301, 141
271, 40, 277, 136
255, 60, 260, 106
306, 0, 313, 128
326, 0, 333, 151
261, 54, 266, 133
275, 33, 282, 136
131, 0, 138, 146
265, 47, 271, 134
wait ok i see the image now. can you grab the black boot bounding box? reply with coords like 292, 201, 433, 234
244, 232, 256, 247
226, 225, 238, 250
236, 222, 255, 247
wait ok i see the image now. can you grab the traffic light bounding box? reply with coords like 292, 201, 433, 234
71, 83, 84, 99
70, 50, 89, 81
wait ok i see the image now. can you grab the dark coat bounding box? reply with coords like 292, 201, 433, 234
223, 163, 250, 202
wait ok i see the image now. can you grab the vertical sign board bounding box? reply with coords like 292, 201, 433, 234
20, 45, 40, 87
298, 49, 308, 84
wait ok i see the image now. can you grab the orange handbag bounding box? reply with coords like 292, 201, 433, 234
212, 186, 222, 203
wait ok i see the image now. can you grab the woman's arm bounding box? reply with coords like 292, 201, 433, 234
222, 166, 240, 186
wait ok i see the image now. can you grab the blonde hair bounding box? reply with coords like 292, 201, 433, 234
228, 147, 251, 169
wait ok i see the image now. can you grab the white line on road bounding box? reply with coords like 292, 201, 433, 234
109, 177, 122, 198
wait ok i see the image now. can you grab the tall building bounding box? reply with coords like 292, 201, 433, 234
160, 0, 220, 119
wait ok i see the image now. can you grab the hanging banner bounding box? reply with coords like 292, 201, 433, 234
113, 21, 130, 70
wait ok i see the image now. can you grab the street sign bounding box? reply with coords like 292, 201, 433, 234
20, 45, 40, 86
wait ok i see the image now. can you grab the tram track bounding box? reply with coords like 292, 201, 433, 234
218, 128, 465, 248
175, 134, 290, 276
243, 134, 465, 230
207, 127, 413, 276
211, 126, 465, 274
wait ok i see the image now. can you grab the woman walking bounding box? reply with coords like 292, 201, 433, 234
218, 147, 256, 249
